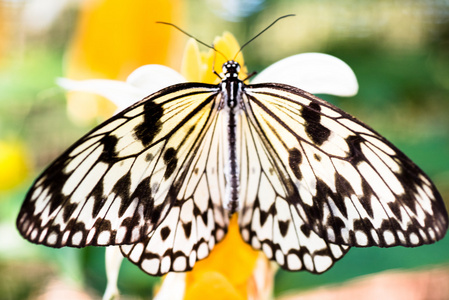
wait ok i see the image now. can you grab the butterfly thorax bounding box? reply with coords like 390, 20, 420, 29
220, 60, 244, 214
221, 61, 243, 109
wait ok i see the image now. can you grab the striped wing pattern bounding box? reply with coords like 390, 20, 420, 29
17, 84, 225, 247
17, 79, 447, 276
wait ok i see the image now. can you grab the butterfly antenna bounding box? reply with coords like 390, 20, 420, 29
157, 21, 228, 61
233, 14, 295, 61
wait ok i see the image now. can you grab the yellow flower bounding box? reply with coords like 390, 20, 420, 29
0, 140, 31, 191
183, 215, 265, 300
177, 34, 268, 300
60, 27, 358, 300
65, 0, 184, 124
181, 32, 248, 83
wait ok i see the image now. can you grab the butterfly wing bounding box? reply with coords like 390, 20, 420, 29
17, 83, 227, 255
237, 108, 350, 274
120, 102, 231, 275
17, 75, 448, 276
239, 83, 447, 265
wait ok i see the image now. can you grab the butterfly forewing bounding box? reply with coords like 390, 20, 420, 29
17, 83, 223, 249
243, 83, 448, 249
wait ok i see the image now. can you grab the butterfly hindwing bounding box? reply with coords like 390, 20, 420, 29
120, 174, 228, 275
243, 83, 447, 249
237, 108, 350, 273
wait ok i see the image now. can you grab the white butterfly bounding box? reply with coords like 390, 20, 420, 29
17, 20, 448, 276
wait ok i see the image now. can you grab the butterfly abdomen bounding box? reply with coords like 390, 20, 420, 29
221, 61, 245, 214
225, 110, 239, 213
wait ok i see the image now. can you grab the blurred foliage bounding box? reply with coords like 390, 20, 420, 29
1, 0, 449, 299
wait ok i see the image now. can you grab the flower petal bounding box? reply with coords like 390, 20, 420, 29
63, 0, 185, 124
0, 140, 30, 191
181, 39, 202, 82
103, 246, 123, 300
57, 78, 146, 111
251, 53, 359, 96
66, 0, 185, 81
126, 64, 186, 92
154, 273, 186, 300
184, 272, 245, 300
184, 215, 259, 299
59, 65, 186, 111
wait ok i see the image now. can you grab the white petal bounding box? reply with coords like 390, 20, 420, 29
126, 64, 186, 93
251, 53, 358, 97
153, 273, 186, 300
57, 65, 185, 112
252, 254, 275, 300
103, 246, 123, 300
57, 78, 147, 110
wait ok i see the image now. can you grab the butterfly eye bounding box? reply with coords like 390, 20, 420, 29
223, 61, 241, 77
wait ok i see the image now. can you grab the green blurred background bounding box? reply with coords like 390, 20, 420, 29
1, 0, 449, 299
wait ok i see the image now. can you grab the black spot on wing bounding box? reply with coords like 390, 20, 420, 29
360, 179, 375, 218
160, 226, 171, 241
288, 148, 302, 180
145, 153, 154, 162
149, 202, 162, 224
91, 181, 105, 218
163, 147, 178, 179
99, 135, 119, 161
278, 220, 290, 237
333, 173, 352, 219
134, 101, 164, 147
113, 173, 133, 217
302, 102, 330, 145
346, 135, 365, 165
300, 224, 311, 237
259, 201, 276, 227
183, 222, 192, 238
62, 203, 77, 223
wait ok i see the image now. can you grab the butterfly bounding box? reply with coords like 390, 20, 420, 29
17, 17, 448, 276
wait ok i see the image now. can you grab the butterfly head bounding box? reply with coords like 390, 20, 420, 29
223, 61, 241, 79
